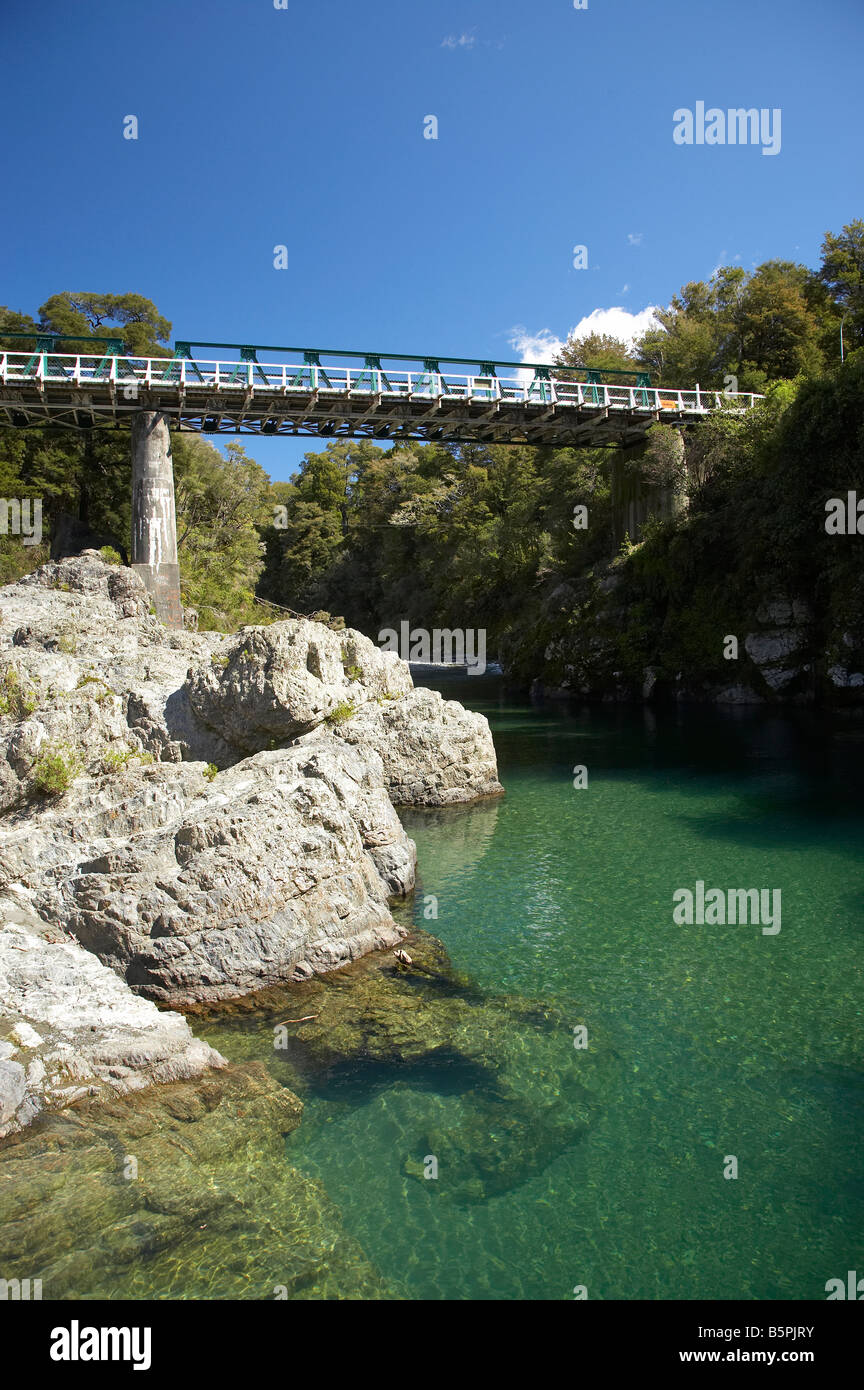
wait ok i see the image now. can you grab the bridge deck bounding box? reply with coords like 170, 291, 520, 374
0, 353, 762, 446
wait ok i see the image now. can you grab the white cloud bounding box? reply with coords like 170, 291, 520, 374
442, 32, 476, 49
509, 305, 661, 367
508, 327, 565, 362
627, 232, 643, 246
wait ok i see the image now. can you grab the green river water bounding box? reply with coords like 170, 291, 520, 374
203, 674, 864, 1300
3, 675, 862, 1300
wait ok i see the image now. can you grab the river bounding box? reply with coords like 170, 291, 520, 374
241, 673, 864, 1300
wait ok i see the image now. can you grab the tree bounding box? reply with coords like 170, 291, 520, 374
634, 261, 825, 391
38, 292, 172, 356
555, 332, 636, 377
818, 220, 864, 358
173, 436, 275, 627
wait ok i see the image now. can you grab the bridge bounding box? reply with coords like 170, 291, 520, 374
0, 334, 763, 627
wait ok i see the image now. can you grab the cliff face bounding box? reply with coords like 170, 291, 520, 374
0, 552, 503, 1135
502, 363, 864, 708
503, 560, 864, 708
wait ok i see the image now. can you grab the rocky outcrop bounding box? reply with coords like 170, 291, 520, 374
504, 560, 857, 708
0, 551, 234, 801
0, 553, 502, 1106
331, 686, 503, 806
27, 742, 414, 1005
186, 620, 413, 752
739, 598, 813, 698
0, 892, 225, 1139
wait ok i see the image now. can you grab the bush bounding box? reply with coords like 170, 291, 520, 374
32, 745, 82, 796
326, 700, 356, 726
101, 746, 134, 774
0, 666, 38, 719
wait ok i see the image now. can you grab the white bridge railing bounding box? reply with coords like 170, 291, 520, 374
0, 352, 764, 414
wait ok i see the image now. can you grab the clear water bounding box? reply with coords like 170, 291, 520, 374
6, 677, 861, 1300
269, 677, 864, 1300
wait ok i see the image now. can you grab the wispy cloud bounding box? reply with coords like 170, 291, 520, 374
441, 30, 504, 50
627, 232, 643, 246
709, 250, 743, 277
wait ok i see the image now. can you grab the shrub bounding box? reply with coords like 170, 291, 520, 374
326, 700, 356, 726
0, 666, 38, 719
101, 746, 134, 774
32, 745, 82, 797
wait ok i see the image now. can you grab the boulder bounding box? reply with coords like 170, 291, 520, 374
31, 743, 415, 1004
331, 686, 504, 806
0, 896, 225, 1138
186, 619, 413, 752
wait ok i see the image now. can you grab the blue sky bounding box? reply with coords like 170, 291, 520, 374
2, 0, 862, 480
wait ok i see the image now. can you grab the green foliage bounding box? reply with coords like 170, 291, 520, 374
818, 220, 864, 359
555, 332, 638, 377
630, 242, 856, 389
35, 292, 171, 358
173, 435, 276, 630
0, 666, 38, 719
326, 700, 356, 726
32, 744, 82, 797
0, 539, 49, 586
203, 763, 219, 781
101, 746, 134, 774
341, 648, 364, 682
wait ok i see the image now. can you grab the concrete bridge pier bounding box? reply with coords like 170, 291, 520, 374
130, 410, 183, 628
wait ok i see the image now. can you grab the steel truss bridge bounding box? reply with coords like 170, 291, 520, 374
0, 337, 763, 448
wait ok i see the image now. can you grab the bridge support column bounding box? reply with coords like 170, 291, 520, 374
131, 411, 183, 629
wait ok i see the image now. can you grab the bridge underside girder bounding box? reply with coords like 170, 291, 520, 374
0, 387, 709, 448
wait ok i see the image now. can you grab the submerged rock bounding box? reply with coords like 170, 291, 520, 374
196, 931, 618, 1205
0, 1060, 396, 1299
